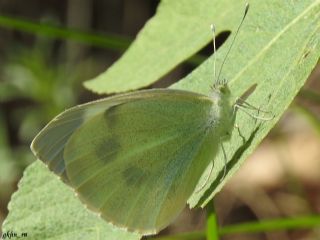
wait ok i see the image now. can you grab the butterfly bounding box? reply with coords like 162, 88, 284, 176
31, 4, 256, 235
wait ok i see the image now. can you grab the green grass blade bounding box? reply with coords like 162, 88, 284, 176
206, 203, 220, 240
151, 215, 320, 239
151, 232, 205, 240
219, 215, 320, 235
0, 14, 131, 51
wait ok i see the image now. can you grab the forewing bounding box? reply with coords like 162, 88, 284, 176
31, 91, 137, 178
63, 90, 220, 234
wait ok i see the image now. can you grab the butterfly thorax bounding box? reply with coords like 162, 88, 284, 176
209, 84, 235, 140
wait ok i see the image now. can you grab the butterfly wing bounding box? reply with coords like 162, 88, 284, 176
31, 89, 220, 234
31, 92, 133, 178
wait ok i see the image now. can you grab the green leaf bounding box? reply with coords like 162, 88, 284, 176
182, 0, 320, 207
84, 0, 250, 94
2, 161, 141, 240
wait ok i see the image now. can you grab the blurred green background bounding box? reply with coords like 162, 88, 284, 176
0, 1, 319, 239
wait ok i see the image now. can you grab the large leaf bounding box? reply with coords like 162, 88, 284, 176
180, 0, 320, 207
2, 161, 141, 240
84, 0, 250, 93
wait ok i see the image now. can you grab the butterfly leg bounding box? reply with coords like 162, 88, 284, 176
236, 97, 270, 112
235, 124, 246, 144
195, 162, 214, 193
195, 136, 231, 193
234, 94, 274, 121
219, 140, 228, 182
234, 104, 274, 121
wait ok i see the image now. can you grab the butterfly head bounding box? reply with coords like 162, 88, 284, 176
211, 78, 231, 102
213, 78, 229, 94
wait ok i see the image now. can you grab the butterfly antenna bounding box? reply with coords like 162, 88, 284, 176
211, 24, 217, 85
216, 3, 249, 85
